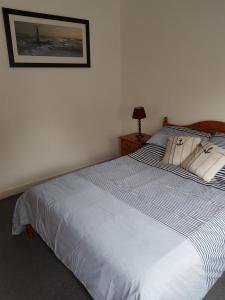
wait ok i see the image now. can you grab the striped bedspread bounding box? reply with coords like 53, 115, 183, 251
13, 143, 225, 299
130, 144, 225, 288
78, 144, 225, 288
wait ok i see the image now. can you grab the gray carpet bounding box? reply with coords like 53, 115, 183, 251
0, 195, 92, 300
0, 195, 224, 300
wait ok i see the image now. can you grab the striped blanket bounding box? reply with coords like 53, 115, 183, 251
130, 144, 225, 288
78, 144, 225, 288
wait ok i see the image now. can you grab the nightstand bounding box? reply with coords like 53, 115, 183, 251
119, 133, 151, 156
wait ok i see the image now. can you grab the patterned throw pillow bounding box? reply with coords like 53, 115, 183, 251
181, 140, 225, 182
163, 136, 201, 165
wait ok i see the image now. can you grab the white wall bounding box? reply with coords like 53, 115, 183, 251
3, 0, 225, 196
0, 0, 121, 196
121, 0, 225, 134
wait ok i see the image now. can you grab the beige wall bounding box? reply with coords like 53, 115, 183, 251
0, 0, 121, 196
121, 0, 225, 134
3, 0, 225, 197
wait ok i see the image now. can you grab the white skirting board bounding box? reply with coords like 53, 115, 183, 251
0, 156, 119, 200
0, 171, 74, 200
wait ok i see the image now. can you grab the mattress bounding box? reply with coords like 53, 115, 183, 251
12, 144, 225, 300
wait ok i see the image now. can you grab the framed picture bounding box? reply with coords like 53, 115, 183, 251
2, 8, 91, 67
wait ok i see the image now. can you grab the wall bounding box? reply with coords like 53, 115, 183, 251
0, 0, 121, 197
121, 0, 225, 134
3, 0, 225, 197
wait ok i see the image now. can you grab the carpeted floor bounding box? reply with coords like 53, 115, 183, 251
0, 195, 225, 300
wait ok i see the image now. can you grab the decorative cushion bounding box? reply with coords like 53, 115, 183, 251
163, 136, 201, 165
181, 140, 225, 182
147, 126, 210, 148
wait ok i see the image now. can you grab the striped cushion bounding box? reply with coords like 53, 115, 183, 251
163, 136, 201, 165
181, 140, 225, 182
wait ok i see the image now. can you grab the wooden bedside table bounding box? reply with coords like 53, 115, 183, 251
119, 133, 151, 156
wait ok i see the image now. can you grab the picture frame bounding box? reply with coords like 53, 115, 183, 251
2, 8, 91, 68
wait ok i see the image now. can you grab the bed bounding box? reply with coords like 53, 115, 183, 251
13, 117, 225, 300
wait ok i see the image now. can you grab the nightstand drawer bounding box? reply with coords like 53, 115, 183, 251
119, 133, 151, 156
121, 140, 141, 155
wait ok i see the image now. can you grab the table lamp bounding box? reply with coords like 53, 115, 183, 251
132, 106, 146, 139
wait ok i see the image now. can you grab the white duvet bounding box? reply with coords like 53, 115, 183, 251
13, 155, 213, 300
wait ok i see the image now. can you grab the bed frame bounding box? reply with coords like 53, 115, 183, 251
26, 224, 34, 239
25, 116, 225, 239
163, 116, 225, 134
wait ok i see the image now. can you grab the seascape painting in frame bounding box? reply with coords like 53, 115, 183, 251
2, 8, 90, 67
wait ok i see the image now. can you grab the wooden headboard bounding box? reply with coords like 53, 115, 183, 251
163, 117, 225, 134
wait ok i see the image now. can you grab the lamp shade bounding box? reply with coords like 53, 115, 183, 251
132, 106, 146, 119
